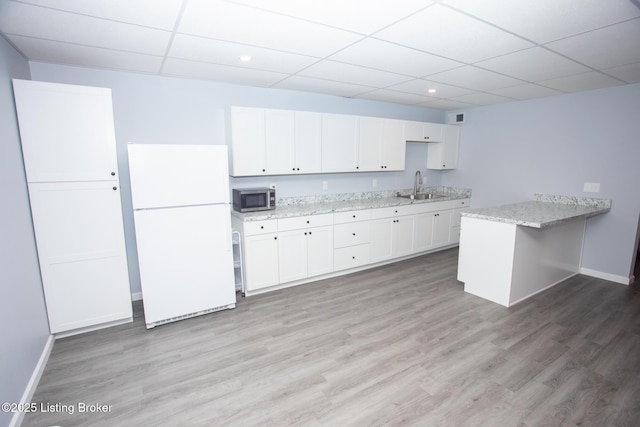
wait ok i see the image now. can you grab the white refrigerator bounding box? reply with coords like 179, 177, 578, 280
128, 143, 236, 329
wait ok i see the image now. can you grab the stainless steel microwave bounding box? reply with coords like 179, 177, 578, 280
233, 187, 276, 212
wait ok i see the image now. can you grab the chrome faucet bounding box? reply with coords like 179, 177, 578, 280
413, 170, 422, 196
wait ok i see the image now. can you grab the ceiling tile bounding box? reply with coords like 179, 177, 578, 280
355, 89, 437, 105
476, 47, 590, 82
228, 0, 434, 35
374, 4, 533, 63
169, 34, 319, 74
297, 60, 413, 88
273, 75, 376, 97
8, 35, 164, 73
0, 2, 172, 55
451, 92, 514, 106
419, 98, 474, 110
488, 83, 563, 100
443, 0, 640, 43
162, 58, 289, 86
426, 65, 525, 91
11, 0, 184, 30
545, 19, 640, 69
388, 78, 475, 98
178, 0, 363, 57
328, 38, 463, 77
538, 71, 625, 93
603, 62, 640, 84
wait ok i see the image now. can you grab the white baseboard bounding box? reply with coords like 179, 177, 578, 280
131, 292, 143, 301
10, 334, 55, 427
580, 267, 632, 285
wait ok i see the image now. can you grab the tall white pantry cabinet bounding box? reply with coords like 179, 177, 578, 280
12, 79, 132, 335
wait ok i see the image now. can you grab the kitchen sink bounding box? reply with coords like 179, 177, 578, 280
398, 193, 445, 200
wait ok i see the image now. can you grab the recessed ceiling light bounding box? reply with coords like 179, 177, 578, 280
428, 88, 437, 94
239, 55, 252, 62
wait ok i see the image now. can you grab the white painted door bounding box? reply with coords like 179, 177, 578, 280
229, 107, 266, 176
244, 233, 279, 291
27, 181, 132, 333
12, 79, 119, 183
306, 226, 334, 277
321, 113, 359, 172
294, 111, 322, 174
265, 109, 295, 175
358, 116, 383, 171
392, 216, 415, 257
370, 218, 394, 262
381, 119, 406, 171
433, 211, 453, 247
414, 212, 436, 252
278, 230, 308, 283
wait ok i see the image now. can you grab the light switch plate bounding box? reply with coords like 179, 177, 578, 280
583, 182, 600, 193
322, 181, 328, 190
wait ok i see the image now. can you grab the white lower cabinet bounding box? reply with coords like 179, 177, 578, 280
278, 214, 333, 284
371, 215, 415, 263
235, 198, 470, 295
240, 220, 279, 292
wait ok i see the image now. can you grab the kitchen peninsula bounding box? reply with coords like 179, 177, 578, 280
457, 194, 611, 307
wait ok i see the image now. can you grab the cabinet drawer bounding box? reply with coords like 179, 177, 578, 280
278, 213, 333, 231
244, 219, 278, 236
334, 222, 371, 248
334, 244, 370, 271
334, 209, 372, 224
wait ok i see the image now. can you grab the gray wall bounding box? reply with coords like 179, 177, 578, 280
29, 62, 446, 296
0, 37, 50, 426
443, 83, 640, 281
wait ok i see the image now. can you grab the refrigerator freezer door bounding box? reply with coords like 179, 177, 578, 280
134, 204, 236, 327
128, 144, 230, 209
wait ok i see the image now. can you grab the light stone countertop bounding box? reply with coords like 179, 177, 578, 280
232, 187, 471, 222
461, 194, 611, 229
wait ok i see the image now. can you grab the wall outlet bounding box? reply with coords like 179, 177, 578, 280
322, 181, 328, 190
372, 178, 377, 188
583, 182, 600, 193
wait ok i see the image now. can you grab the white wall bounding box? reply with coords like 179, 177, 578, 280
444, 83, 640, 282
29, 62, 446, 296
0, 37, 51, 427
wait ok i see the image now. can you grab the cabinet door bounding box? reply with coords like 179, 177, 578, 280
27, 181, 132, 333
322, 113, 359, 172
403, 121, 426, 142
380, 119, 406, 171
265, 109, 295, 175
13, 79, 119, 183
414, 212, 436, 252
294, 111, 322, 173
244, 233, 279, 291
433, 211, 453, 247
392, 216, 415, 257
427, 125, 459, 170
423, 123, 444, 142
358, 116, 383, 171
278, 230, 308, 283
307, 226, 334, 277
370, 218, 394, 262
229, 107, 266, 176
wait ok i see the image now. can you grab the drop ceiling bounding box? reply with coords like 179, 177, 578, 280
1, 0, 639, 110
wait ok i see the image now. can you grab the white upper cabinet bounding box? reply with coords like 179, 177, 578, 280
293, 111, 322, 174
228, 107, 322, 176
403, 121, 444, 143
427, 125, 460, 170
321, 113, 360, 173
12, 79, 119, 182
358, 117, 405, 172
228, 106, 267, 176
228, 106, 459, 175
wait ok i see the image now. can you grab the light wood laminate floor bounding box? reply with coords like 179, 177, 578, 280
23, 248, 640, 426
